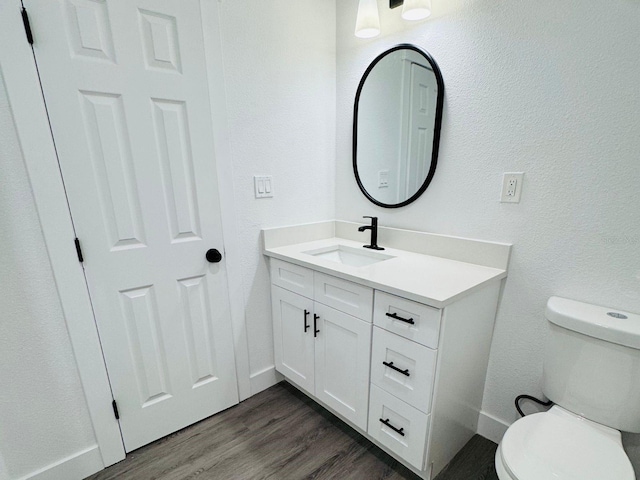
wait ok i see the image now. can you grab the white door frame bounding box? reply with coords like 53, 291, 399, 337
0, 0, 250, 469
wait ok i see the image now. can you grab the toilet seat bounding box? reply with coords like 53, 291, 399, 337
497, 407, 635, 480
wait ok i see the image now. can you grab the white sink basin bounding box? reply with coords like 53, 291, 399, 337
303, 244, 394, 267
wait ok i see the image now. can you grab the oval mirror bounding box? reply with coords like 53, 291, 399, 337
353, 44, 444, 208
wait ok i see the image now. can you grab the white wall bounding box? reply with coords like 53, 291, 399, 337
335, 0, 640, 469
0, 72, 96, 479
218, 0, 336, 391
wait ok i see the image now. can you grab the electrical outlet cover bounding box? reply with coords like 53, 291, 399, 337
501, 172, 524, 203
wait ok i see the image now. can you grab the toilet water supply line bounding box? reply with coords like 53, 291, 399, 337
515, 394, 553, 417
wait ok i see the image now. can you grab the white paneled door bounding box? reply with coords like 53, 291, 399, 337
402, 62, 437, 199
25, 0, 238, 451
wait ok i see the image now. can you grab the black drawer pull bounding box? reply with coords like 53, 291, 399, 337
386, 312, 415, 325
304, 309, 310, 333
382, 361, 410, 377
379, 418, 405, 436
314, 314, 320, 337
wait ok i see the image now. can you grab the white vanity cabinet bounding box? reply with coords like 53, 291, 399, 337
271, 259, 372, 431
264, 223, 509, 479
270, 257, 444, 471
269, 255, 503, 479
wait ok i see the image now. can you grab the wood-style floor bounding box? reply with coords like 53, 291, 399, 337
88, 382, 498, 480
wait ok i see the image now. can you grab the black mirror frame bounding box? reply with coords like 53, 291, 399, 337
353, 44, 445, 208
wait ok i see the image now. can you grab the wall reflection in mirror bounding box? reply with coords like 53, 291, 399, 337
353, 45, 444, 208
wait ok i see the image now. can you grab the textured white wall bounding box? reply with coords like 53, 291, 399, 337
0, 73, 96, 479
218, 0, 336, 384
336, 0, 640, 468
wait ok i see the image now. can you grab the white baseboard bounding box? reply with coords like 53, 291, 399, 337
249, 365, 282, 396
477, 410, 510, 444
20, 445, 103, 480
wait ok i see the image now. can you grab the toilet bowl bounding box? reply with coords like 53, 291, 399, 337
495, 406, 634, 480
495, 296, 640, 480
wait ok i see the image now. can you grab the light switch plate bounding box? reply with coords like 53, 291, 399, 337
378, 170, 389, 188
501, 172, 524, 203
254, 175, 273, 198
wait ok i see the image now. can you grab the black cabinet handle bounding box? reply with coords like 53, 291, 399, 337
314, 314, 320, 337
382, 361, 410, 377
304, 309, 310, 333
379, 418, 405, 436
386, 312, 415, 325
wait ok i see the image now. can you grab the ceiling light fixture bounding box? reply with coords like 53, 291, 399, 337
355, 0, 432, 39
400, 0, 432, 21
355, 0, 381, 38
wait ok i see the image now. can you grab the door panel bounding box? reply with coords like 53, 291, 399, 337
80, 91, 147, 250
26, 0, 238, 451
119, 285, 170, 407
151, 99, 201, 243
314, 303, 372, 431
405, 63, 437, 196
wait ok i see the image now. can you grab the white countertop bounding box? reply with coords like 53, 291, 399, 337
264, 237, 507, 309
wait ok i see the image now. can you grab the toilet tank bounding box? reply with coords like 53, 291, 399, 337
542, 296, 640, 433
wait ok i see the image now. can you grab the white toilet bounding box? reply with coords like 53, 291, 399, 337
495, 296, 640, 480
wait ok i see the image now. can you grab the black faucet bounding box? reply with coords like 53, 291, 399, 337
358, 216, 384, 250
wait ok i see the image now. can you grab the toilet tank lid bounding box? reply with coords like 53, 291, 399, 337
546, 297, 640, 350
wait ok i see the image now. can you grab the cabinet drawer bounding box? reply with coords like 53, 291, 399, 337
270, 259, 314, 298
374, 291, 441, 348
314, 272, 373, 321
368, 384, 430, 470
370, 327, 437, 414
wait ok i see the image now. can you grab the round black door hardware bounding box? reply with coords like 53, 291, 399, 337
206, 248, 223, 263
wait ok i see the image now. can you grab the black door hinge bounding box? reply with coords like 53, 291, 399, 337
74, 237, 84, 263
21, 8, 34, 45
112, 400, 120, 420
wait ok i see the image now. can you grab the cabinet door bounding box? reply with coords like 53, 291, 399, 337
272, 286, 315, 394
314, 303, 372, 431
